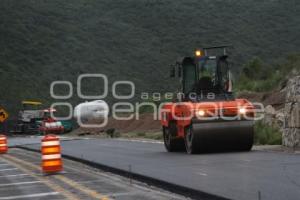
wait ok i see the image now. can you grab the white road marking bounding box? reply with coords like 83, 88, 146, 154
0, 168, 18, 172
196, 172, 208, 176
116, 138, 163, 144
0, 181, 42, 187
0, 174, 29, 178
0, 192, 59, 200
0, 164, 10, 166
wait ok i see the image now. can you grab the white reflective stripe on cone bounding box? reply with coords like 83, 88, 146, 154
42, 141, 60, 146
0, 137, 5, 140
42, 154, 61, 160
0, 144, 7, 147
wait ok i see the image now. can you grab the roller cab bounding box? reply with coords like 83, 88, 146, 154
161, 46, 255, 154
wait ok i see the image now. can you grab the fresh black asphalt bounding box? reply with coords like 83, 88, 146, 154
18, 138, 300, 200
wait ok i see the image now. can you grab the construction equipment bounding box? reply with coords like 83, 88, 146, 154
38, 108, 64, 135
13, 101, 44, 134
160, 46, 255, 154
13, 101, 67, 134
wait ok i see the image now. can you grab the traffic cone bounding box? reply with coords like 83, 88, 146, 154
0, 135, 7, 154
41, 135, 63, 173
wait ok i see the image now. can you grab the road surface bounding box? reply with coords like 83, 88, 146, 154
13, 137, 300, 200
0, 148, 186, 200
7, 136, 79, 147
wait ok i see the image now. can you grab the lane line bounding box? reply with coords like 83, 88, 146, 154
0, 192, 59, 200
6, 150, 111, 200
116, 138, 163, 144
0, 168, 18, 172
1, 155, 80, 200
196, 172, 208, 176
55, 175, 110, 200
0, 174, 29, 178
13, 149, 141, 186
0, 181, 42, 187
12, 149, 184, 200
10, 150, 122, 181
195, 169, 208, 176
4, 154, 111, 200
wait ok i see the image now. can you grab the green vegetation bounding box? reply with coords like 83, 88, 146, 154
236, 54, 300, 92
105, 128, 121, 138
254, 121, 282, 145
121, 132, 163, 140
0, 0, 300, 115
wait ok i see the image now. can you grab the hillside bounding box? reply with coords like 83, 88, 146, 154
0, 0, 300, 115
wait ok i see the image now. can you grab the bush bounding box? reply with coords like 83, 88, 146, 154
254, 121, 282, 145
241, 58, 265, 79
106, 128, 121, 138
137, 132, 146, 137
236, 54, 300, 92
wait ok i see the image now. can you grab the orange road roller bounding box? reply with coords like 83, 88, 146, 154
160, 46, 255, 154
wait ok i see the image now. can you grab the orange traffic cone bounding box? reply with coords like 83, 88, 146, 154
41, 135, 63, 173
0, 135, 7, 154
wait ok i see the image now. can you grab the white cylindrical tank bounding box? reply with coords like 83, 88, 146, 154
74, 100, 109, 122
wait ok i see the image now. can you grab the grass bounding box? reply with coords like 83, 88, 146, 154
254, 120, 282, 145
120, 131, 163, 140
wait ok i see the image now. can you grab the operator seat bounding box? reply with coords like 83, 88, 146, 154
195, 76, 214, 94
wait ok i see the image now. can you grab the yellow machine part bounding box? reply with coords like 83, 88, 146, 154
22, 101, 42, 105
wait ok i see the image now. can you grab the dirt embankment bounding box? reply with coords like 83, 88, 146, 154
75, 113, 161, 135
104, 113, 161, 133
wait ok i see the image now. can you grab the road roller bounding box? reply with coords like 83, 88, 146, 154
160, 46, 255, 154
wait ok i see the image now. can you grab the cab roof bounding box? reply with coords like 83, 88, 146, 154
22, 101, 42, 105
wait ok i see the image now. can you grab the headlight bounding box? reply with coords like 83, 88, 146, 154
239, 108, 247, 114
197, 110, 205, 116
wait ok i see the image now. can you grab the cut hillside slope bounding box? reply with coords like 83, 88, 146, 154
75, 113, 161, 135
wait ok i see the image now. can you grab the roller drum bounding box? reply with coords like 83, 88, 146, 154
189, 120, 254, 152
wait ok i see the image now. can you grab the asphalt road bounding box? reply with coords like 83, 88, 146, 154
0, 148, 186, 200
19, 138, 300, 200
7, 136, 79, 147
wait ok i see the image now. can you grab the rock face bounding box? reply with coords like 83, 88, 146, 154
263, 105, 276, 126
283, 76, 300, 147
263, 105, 285, 133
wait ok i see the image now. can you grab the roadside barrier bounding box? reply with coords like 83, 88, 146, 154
41, 135, 63, 173
0, 134, 7, 154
